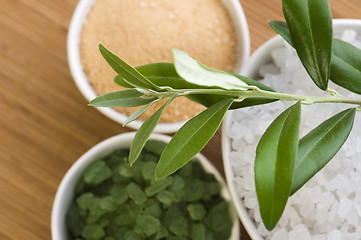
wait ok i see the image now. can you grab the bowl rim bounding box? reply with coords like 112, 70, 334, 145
222, 18, 361, 240
51, 132, 240, 240
67, 0, 250, 133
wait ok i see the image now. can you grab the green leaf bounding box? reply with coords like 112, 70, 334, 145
99, 43, 160, 90
155, 98, 233, 179
123, 99, 160, 126
291, 108, 356, 194
136, 62, 200, 89
173, 49, 248, 90
129, 96, 175, 165
282, 0, 332, 90
268, 21, 292, 46
255, 101, 301, 230
114, 75, 134, 88
89, 89, 156, 107
330, 39, 361, 95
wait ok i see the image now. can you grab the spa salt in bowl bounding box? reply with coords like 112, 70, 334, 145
223, 20, 361, 240
68, 0, 250, 133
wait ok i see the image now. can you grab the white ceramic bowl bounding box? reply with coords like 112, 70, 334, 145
67, 0, 250, 133
222, 19, 361, 240
52, 132, 240, 240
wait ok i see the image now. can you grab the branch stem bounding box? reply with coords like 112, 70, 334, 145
151, 88, 361, 106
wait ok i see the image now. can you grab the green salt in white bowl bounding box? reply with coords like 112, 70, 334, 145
52, 132, 240, 240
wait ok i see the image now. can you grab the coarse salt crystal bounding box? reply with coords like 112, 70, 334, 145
338, 197, 353, 219
328, 229, 341, 240
288, 224, 311, 240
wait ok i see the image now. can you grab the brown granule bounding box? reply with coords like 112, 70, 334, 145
80, 0, 238, 123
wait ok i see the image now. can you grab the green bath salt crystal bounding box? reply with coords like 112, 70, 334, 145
135, 215, 161, 237
83, 160, 112, 185
126, 182, 147, 205
81, 224, 105, 239
191, 223, 207, 240
187, 203, 206, 220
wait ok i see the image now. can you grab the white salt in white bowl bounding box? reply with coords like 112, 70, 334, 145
67, 0, 250, 133
52, 132, 240, 240
222, 19, 361, 240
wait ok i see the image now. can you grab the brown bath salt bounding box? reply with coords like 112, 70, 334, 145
80, 0, 238, 123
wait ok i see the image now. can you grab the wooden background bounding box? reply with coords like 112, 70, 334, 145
0, 0, 360, 239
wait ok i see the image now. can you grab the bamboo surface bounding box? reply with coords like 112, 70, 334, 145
0, 0, 360, 239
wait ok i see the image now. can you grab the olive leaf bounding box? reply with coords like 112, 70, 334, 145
136, 62, 201, 89
255, 101, 301, 231
282, 0, 332, 90
268, 21, 292, 45
99, 43, 160, 90
291, 108, 356, 194
123, 99, 161, 126
155, 98, 234, 179
173, 49, 248, 90
89, 89, 156, 107
114, 75, 134, 88
330, 40, 361, 95
129, 96, 176, 166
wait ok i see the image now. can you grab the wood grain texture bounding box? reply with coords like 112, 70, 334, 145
0, 0, 359, 239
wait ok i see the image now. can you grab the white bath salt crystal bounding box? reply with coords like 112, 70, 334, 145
319, 192, 335, 209
314, 206, 328, 224
340, 222, 351, 233
259, 63, 279, 77
343, 142, 357, 157
328, 174, 349, 191
357, 138, 361, 153
271, 47, 293, 68
229, 151, 246, 168
338, 197, 353, 219
353, 158, 361, 171
233, 177, 245, 197
345, 208, 359, 227
313, 222, 333, 234
303, 218, 316, 229
328, 229, 342, 240
288, 224, 311, 240
242, 126, 256, 144
342, 233, 359, 240
299, 201, 314, 219
243, 175, 255, 191
336, 186, 354, 199
356, 226, 361, 238
312, 234, 327, 240
341, 29, 357, 42
270, 228, 289, 240
309, 186, 323, 204
228, 122, 243, 140
253, 206, 262, 223
244, 191, 257, 209
240, 165, 254, 179
328, 200, 339, 222
289, 214, 303, 229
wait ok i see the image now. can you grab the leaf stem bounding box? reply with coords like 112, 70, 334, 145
145, 88, 361, 106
